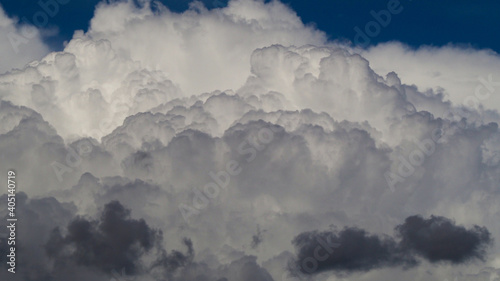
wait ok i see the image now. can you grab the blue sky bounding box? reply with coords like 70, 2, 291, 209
1, 0, 500, 53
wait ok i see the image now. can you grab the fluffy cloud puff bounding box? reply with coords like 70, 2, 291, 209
0, 0, 326, 139
363, 42, 500, 113
0, 5, 50, 74
1, 1, 500, 281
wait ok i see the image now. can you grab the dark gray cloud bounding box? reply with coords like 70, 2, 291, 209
46, 200, 192, 276
292, 227, 414, 274
46, 200, 160, 274
396, 215, 493, 264
292, 215, 493, 275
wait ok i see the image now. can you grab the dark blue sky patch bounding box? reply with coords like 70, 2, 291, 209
282, 0, 500, 52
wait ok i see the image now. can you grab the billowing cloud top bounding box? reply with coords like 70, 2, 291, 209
0, 1, 500, 281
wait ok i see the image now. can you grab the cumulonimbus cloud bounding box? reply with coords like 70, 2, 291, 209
0, 0, 500, 280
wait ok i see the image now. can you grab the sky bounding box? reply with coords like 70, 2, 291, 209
0, 0, 500, 281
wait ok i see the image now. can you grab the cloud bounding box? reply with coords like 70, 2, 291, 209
362, 42, 500, 112
46, 200, 162, 274
396, 215, 493, 264
0, 192, 76, 281
170, 255, 275, 281
250, 226, 264, 249
292, 227, 413, 274
88, 0, 326, 95
45, 199, 197, 278
153, 237, 194, 273
0, 5, 50, 74
0, 0, 500, 280
291, 215, 492, 276
0, 0, 326, 139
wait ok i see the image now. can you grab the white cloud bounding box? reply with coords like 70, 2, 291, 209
87, 0, 327, 95
362, 42, 500, 112
0, 5, 50, 74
